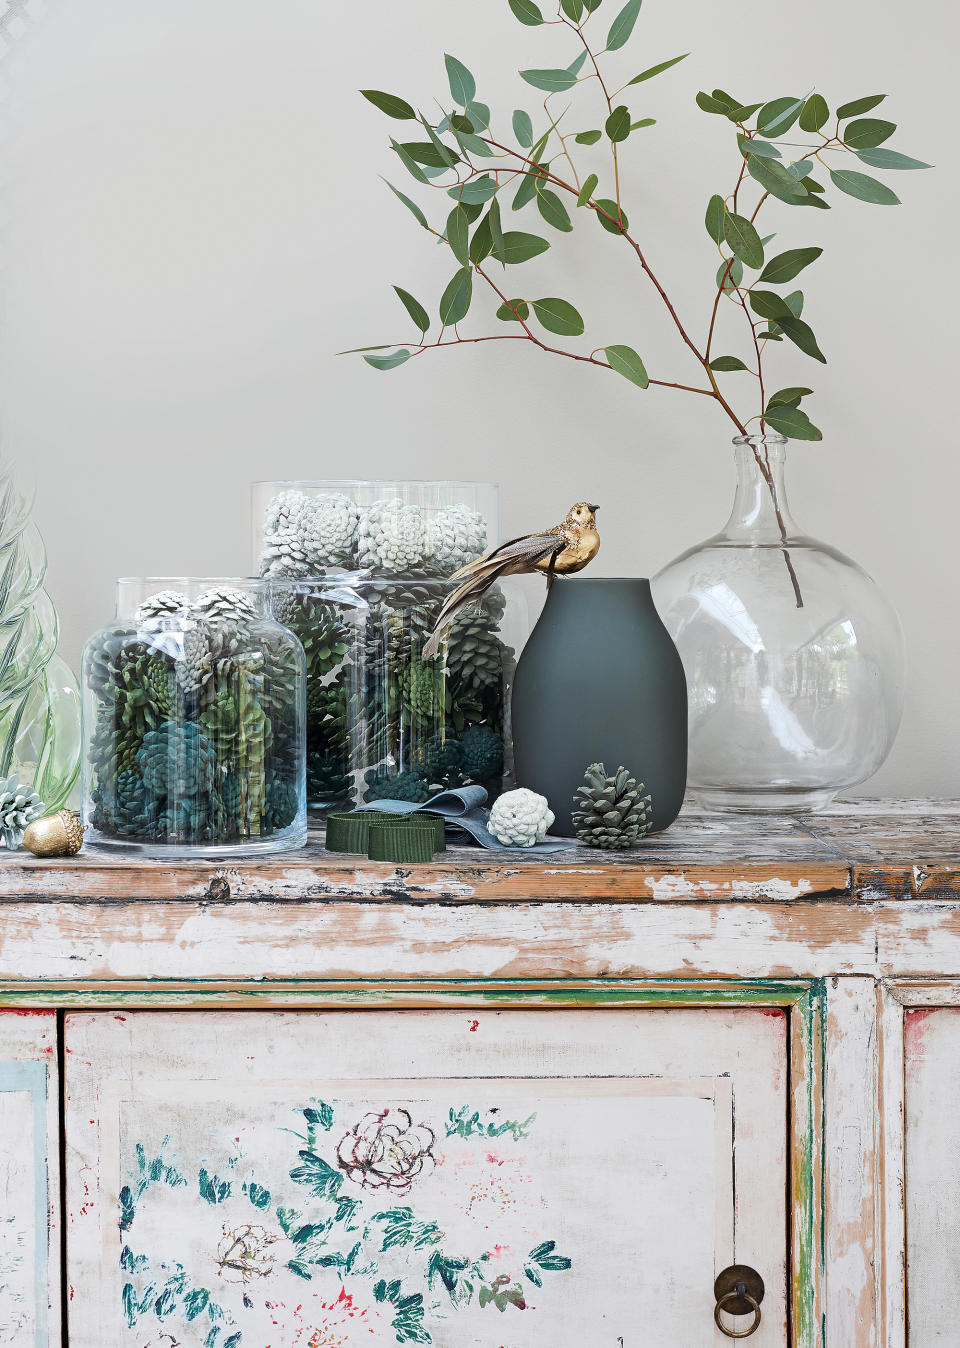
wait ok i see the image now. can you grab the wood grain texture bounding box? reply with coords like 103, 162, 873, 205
0, 799, 955, 904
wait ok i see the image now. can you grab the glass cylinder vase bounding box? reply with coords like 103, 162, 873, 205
255, 480, 526, 809
652, 435, 905, 812
82, 578, 306, 855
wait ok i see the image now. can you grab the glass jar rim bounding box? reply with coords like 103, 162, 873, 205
732, 433, 788, 447
250, 478, 500, 490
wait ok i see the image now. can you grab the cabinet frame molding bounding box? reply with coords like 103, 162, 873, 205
0, 974, 826, 1347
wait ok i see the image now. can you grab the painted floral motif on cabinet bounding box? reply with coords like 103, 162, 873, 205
117, 1094, 572, 1346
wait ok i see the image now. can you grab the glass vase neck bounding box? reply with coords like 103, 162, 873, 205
723, 435, 798, 542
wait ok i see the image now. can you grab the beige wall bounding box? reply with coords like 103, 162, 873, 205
2, 0, 956, 796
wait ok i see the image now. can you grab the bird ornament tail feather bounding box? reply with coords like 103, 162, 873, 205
422, 502, 600, 661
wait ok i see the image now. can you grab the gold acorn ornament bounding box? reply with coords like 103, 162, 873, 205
22, 809, 85, 857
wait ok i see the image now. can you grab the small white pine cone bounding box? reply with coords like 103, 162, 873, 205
0, 775, 46, 849
175, 625, 213, 693
356, 498, 426, 572
487, 788, 555, 848
304, 493, 359, 569
263, 489, 312, 537
427, 504, 487, 575
193, 587, 259, 624
260, 535, 314, 577
136, 590, 190, 622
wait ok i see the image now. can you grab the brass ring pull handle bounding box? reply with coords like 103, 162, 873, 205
713, 1264, 765, 1339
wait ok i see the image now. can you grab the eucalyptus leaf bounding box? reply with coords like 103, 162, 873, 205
508, 0, 544, 24
696, 91, 730, 115
628, 53, 688, 84
450, 175, 498, 204
513, 109, 534, 146
364, 349, 413, 370
575, 129, 603, 145
799, 93, 829, 132
418, 118, 458, 170
502, 231, 551, 263
401, 140, 458, 169
778, 314, 826, 363
856, 147, 931, 171
747, 154, 809, 203
738, 135, 781, 159
382, 179, 430, 230
439, 267, 473, 325
844, 118, 896, 150
757, 96, 804, 135
578, 173, 599, 206
513, 169, 541, 211
391, 139, 430, 184
361, 90, 416, 120
716, 256, 743, 294
531, 297, 585, 336
496, 299, 530, 321
829, 168, 900, 205
748, 290, 792, 321
709, 355, 749, 372
560, 0, 584, 19
705, 194, 726, 244
604, 344, 649, 388
568, 51, 589, 77
469, 212, 493, 264
606, 0, 643, 51
583, 0, 603, 9
605, 106, 631, 142
466, 101, 491, 130
446, 205, 471, 264
594, 198, 629, 233
836, 94, 886, 119
444, 54, 476, 106
722, 211, 764, 269
393, 286, 430, 334
453, 127, 494, 158
763, 404, 822, 440
488, 197, 506, 263
787, 159, 814, 179
537, 188, 573, 231
759, 247, 822, 285
520, 67, 579, 93
767, 386, 812, 409
631, 118, 655, 129
726, 102, 764, 122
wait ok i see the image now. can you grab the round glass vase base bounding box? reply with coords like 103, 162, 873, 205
691, 785, 839, 814
85, 825, 307, 860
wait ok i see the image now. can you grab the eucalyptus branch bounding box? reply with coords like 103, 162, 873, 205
355, 4, 930, 604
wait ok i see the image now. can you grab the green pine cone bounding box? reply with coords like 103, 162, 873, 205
572, 762, 653, 850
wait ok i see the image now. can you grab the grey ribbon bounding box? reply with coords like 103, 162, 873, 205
356, 786, 573, 853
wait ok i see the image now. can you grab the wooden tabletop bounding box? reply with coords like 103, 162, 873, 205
0, 798, 956, 903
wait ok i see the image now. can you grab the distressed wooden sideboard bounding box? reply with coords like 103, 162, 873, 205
0, 798, 958, 1347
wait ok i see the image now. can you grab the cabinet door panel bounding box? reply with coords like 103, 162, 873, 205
0, 1010, 60, 1346
66, 1007, 787, 1346
905, 1006, 960, 1342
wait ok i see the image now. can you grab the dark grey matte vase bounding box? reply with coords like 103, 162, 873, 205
512, 577, 687, 834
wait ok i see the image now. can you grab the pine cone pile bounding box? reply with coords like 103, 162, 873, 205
487, 788, 554, 848
0, 776, 45, 849
357, 498, 426, 572
363, 766, 432, 804
572, 763, 653, 849
85, 603, 304, 847
426, 504, 487, 575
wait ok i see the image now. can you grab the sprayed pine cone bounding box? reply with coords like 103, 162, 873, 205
137, 721, 217, 798
274, 593, 350, 679
459, 724, 504, 783
260, 490, 358, 575
0, 776, 45, 849
193, 587, 259, 624
488, 788, 554, 848
307, 751, 352, 805
572, 763, 653, 850
135, 590, 189, 622
445, 612, 508, 694
426, 504, 487, 575
357, 498, 426, 573
363, 766, 431, 804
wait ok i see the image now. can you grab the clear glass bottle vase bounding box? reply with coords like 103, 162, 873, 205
652, 435, 905, 812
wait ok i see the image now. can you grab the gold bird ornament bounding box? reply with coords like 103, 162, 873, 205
422, 502, 600, 661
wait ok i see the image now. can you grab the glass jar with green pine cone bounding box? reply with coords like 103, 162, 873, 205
81, 578, 306, 855
255, 483, 528, 808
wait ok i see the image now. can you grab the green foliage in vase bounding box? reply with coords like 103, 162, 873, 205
352, 1, 929, 450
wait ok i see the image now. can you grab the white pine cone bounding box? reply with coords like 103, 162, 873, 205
0, 775, 46, 849
193, 587, 259, 624
306, 493, 359, 569
260, 536, 315, 577
260, 491, 358, 575
136, 590, 190, 622
426, 504, 487, 575
487, 787, 554, 848
263, 489, 312, 536
357, 498, 426, 572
